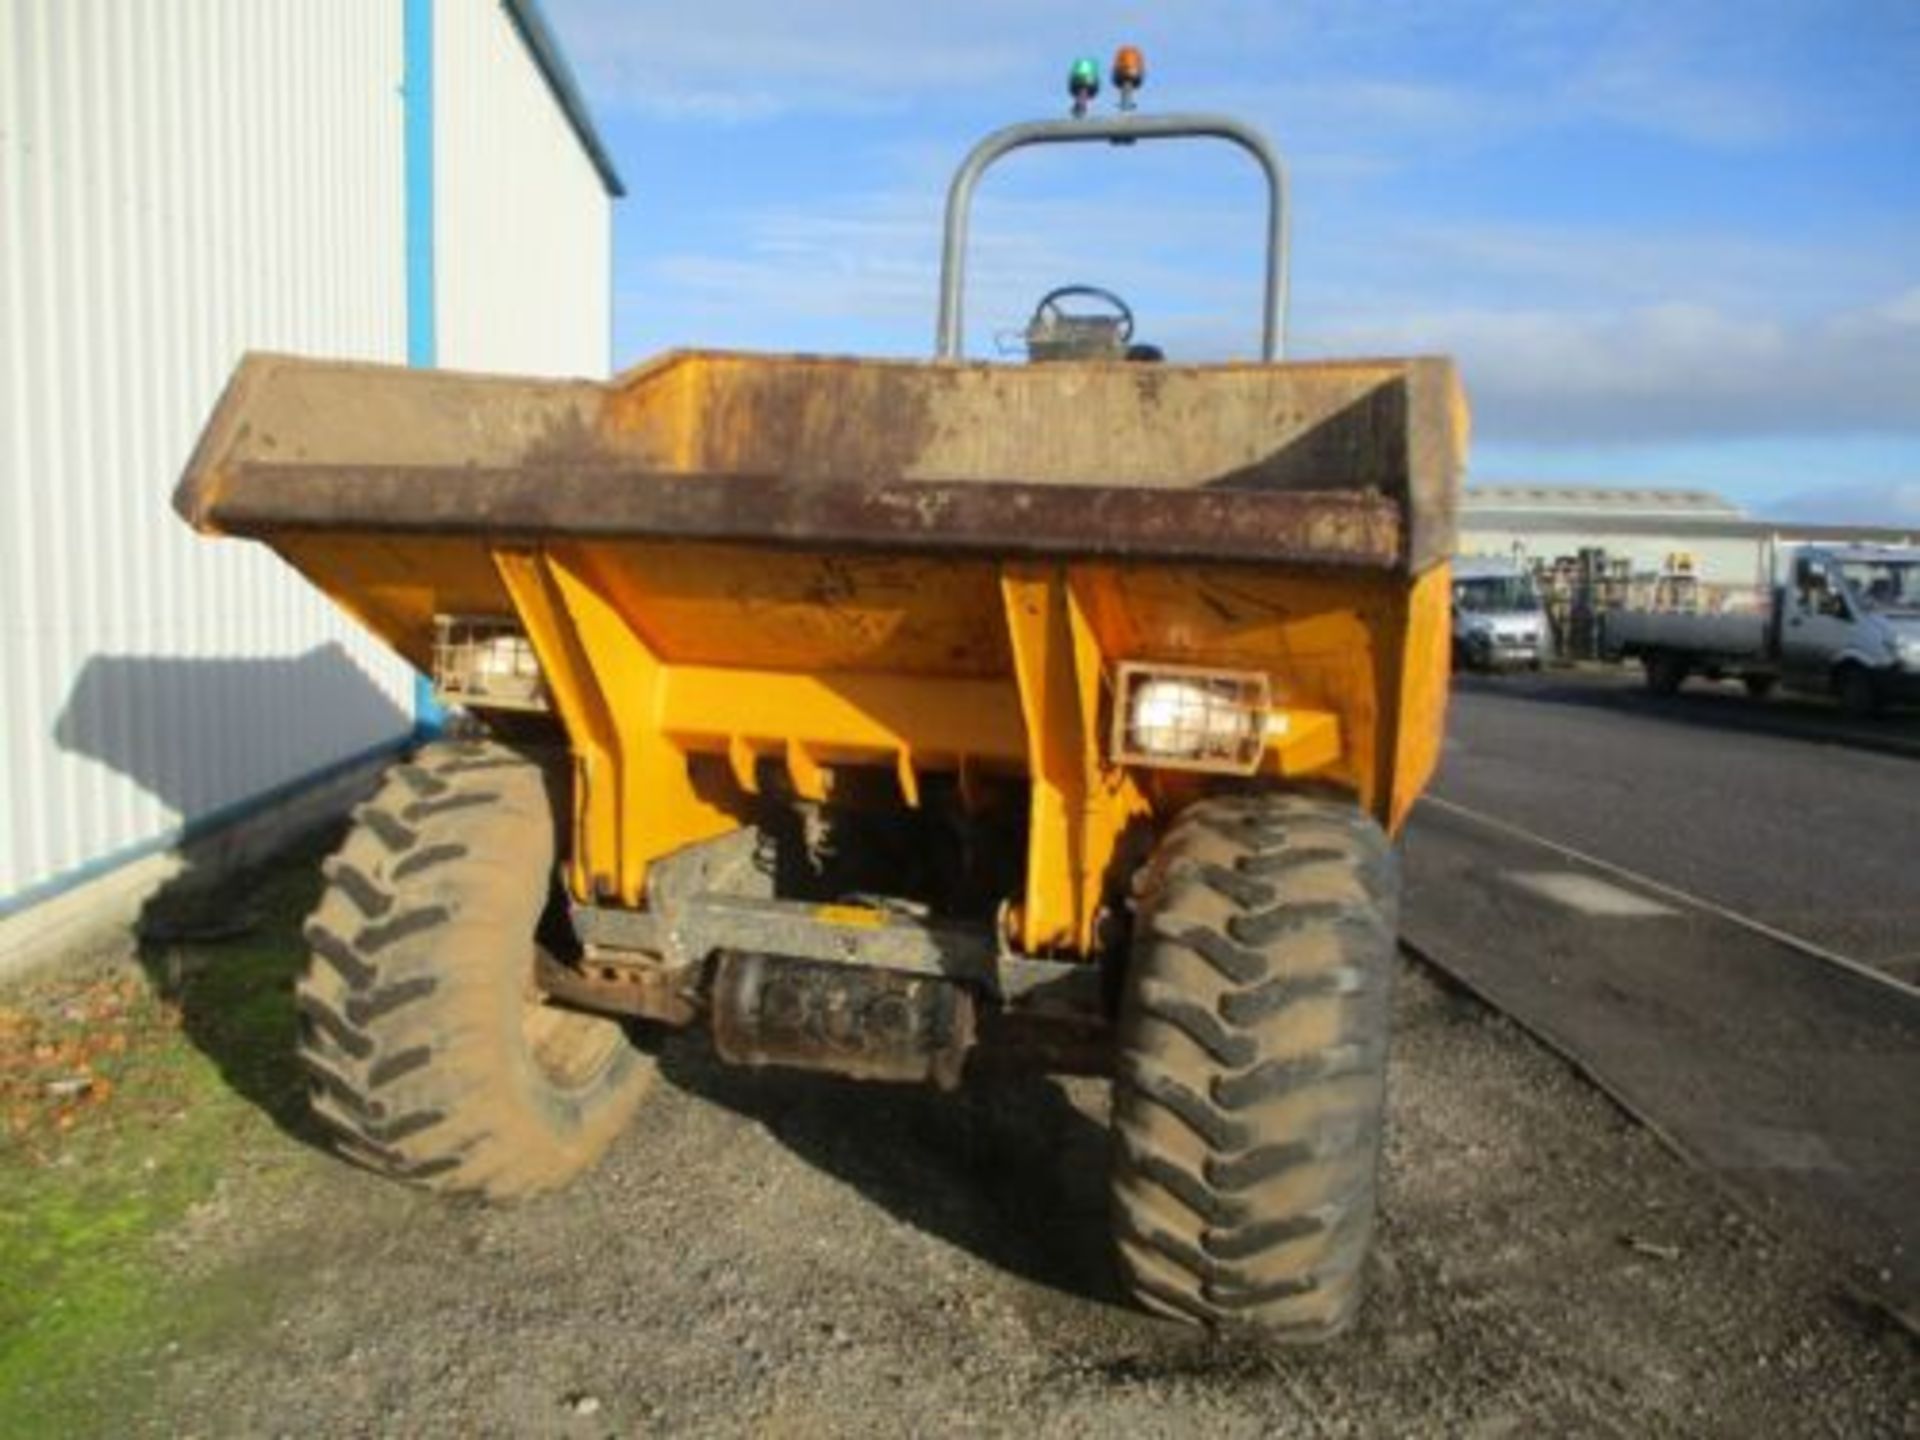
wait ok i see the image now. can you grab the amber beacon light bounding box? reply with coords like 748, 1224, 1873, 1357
1112, 45, 1146, 109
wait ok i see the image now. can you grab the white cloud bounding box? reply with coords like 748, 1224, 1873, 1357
1765, 482, 1920, 527
1873, 287, 1920, 327
1548, 12, 1799, 145
1304, 291, 1920, 444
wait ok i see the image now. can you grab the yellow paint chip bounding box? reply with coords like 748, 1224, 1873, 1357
812, 904, 888, 929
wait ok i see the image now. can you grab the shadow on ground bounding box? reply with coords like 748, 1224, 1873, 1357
47, 644, 1129, 1308
51, 644, 411, 1151
1455, 669, 1920, 759
654, 1035, 1126, 1311
128, 835, 340, 1148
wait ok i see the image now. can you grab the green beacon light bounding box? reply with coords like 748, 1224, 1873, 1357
1068, 55, 1101, 117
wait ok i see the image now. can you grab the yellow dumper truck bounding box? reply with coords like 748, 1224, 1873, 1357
178, 93, 1464, 1340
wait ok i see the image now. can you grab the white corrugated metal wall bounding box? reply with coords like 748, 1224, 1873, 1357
434, 0, 611, 376
0, 0, 617, 918
0, 0, 416, 911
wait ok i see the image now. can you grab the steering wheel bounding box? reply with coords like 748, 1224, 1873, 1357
1030, 284, 1134, 341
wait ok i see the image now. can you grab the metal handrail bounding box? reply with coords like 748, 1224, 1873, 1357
935, 112, 1290, 361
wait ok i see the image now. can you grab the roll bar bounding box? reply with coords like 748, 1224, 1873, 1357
934, 113, 1290, 361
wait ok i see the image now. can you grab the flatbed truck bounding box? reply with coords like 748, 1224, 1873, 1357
1603, 544, 1920, 714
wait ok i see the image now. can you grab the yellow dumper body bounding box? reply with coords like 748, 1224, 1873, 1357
180, 339, 1466, 1339
179, 349, 1464, 958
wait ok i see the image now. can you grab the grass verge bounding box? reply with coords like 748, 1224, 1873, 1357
0, 844, 328, 1437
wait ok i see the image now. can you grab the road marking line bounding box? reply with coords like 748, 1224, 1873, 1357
1421, 794, 1920, 1004
1397, 932, 1920, 1337
1706, 1122, 1844, 1175
1506, 870, 1677, 917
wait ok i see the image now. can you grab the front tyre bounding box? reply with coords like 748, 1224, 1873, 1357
1644, 652, 1688, 696
1835, 665, 1880, 718
1110, 792, 1396, 1340
298, 740, 651, 1199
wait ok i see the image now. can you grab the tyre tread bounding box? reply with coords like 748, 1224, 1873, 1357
1110, 791, 1396, 1340
295, 739, 645, 1201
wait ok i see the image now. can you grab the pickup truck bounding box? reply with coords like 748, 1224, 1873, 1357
1603, 544, 1920, 715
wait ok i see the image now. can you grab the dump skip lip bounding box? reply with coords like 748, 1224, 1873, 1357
205, 462, 1411, 570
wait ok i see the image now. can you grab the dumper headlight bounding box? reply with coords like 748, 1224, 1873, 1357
1111, 663, 1269, 775
432, 615, 547, 710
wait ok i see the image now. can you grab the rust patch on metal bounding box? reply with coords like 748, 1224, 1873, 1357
522, 406, 618, 468
211, 463, 1405, 570
535, 949, 699, 1026
709, 952, 976, 1089
695, 359, 947, 487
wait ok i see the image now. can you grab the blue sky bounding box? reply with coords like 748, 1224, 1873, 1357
542, 0, 1920, 524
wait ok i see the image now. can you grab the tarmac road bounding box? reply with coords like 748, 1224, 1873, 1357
1433, 667, 1920, 976
1407, 664, 1920, 1327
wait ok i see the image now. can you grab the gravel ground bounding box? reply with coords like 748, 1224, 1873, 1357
132, 959, 1915, 1438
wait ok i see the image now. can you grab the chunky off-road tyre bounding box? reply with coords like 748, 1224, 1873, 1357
1111, 792, 1397, 1339
1645, 652, 1688, 696
298, 739, 650, 1199
1836, 664, 1880, 718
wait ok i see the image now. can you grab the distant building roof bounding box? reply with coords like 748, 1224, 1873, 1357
1464, 485, 1744, 519
1459, 510, 1917, 546
505, 0, 625, 198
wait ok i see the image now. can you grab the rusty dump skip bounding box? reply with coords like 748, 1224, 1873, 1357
175, 346, 1468, 945
175, 349, 1466, 572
